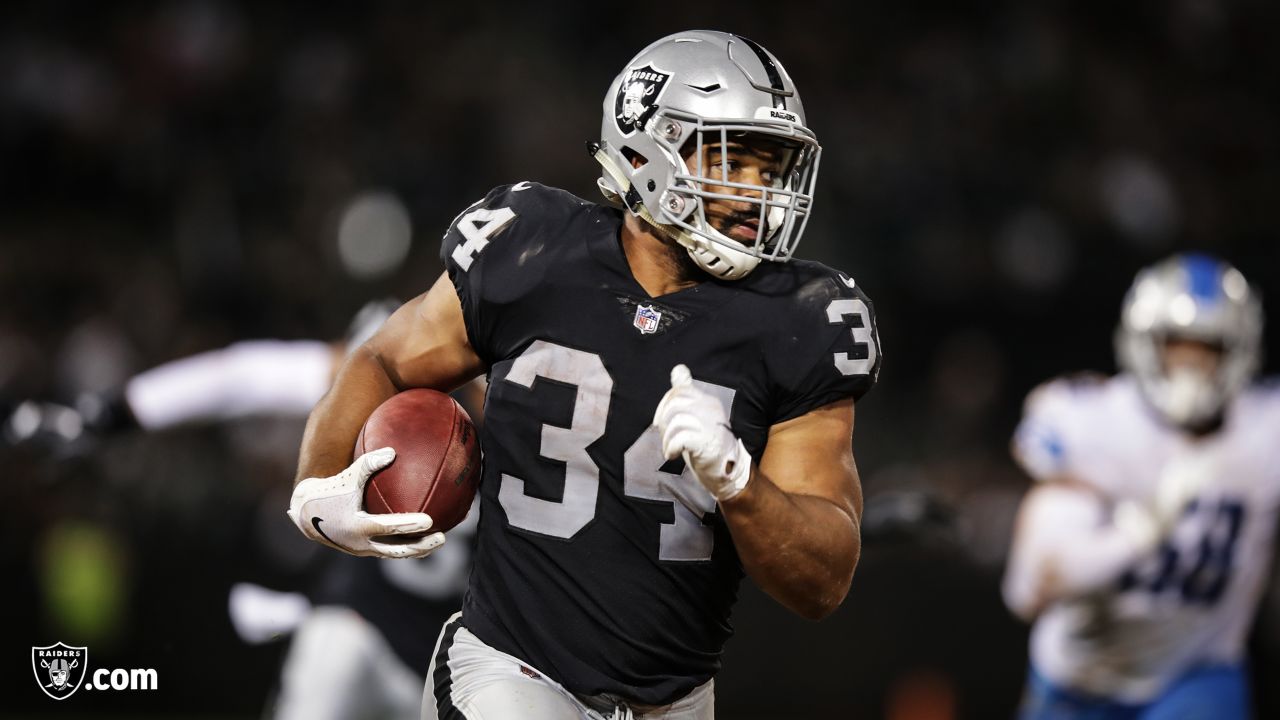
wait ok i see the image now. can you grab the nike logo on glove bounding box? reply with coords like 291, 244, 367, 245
311, 517, 337, 546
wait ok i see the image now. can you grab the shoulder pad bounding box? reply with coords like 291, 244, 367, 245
1252, 375, 1280, 396
1022, 373, 1107, 417
763, 261, 882, 421
1236, 375, 1280, 419
441, 182, 594, 273
1014, 374, 1112, 483
437, 183, 598, 366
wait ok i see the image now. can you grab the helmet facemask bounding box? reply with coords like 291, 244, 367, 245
667, 121, 817, 266
1143, 337, 1225, 427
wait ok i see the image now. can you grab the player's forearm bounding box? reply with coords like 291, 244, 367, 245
721, 469, 860, 620
294, 348, 399, 485
1039, 530, 1150, 602
1006, 543, 1140, 620
1004, 488, 1155, 616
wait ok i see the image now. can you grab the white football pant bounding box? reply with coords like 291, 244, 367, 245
275, 606, 424, 720
423, 613, 714, 720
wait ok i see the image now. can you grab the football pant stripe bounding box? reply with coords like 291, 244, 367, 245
431, 616, 467, 720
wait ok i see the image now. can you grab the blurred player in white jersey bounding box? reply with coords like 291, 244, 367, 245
1003, 253, 1276, 719
7, 299, 480, 720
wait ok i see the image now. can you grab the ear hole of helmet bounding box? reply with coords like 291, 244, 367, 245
622, 147, 649, 170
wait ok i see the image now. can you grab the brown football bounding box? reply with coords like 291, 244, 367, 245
354, 388, 481, 533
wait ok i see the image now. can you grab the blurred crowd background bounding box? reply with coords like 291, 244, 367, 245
3, 1, 1279, 717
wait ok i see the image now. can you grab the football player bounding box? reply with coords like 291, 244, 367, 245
289, 30, 882, 719
8, 299, 478, 720
1003, 254, 1276, 719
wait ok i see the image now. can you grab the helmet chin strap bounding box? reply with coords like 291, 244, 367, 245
592, 143, 758, 280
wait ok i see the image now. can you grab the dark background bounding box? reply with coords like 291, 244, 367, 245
3, 1, 1279, 717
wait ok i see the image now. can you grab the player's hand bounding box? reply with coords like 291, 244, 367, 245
653, 364, 752, 502
287, 448, 445, 558
1154, 450, 1216, 529
3, 400, 92, 456
1112, 500, 1160, 553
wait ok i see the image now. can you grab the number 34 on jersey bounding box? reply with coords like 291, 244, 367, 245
441, 185, 881, 565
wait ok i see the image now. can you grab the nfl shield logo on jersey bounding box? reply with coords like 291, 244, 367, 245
634, 304, 662, 334
32, 642, 87, 700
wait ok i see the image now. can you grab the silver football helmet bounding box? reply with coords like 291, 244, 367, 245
344, 297, 401, 355
1115, 253, 1263, 428
593, 30, 820, 280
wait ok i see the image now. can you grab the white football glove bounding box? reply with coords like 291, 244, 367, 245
287, 447, 445, 558
653, 364, 752, 502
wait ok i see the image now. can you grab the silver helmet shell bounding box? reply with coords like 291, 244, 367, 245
594, 30, 821, 280
1115, 253, 1263, 429
344, 298, 401, 355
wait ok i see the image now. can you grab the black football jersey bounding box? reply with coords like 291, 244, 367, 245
440, 182, 881, 705
314, 507, 477, 674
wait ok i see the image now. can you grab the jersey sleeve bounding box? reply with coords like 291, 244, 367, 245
769, 269, 883, 424
1012, 376, 1100, 482
125, 339, 335, 430
438, 183, 568, 366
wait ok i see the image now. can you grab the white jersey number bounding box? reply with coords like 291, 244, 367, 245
622, 379, 734, 562
498, 341, 611, 538
497, 341, 730, 562
450, 207, 516, 271
826, 297, 877, 376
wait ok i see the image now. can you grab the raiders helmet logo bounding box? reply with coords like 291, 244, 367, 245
614, 63, 671, 136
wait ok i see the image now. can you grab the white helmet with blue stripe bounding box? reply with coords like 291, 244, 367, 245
1115, 253, 1264, 429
